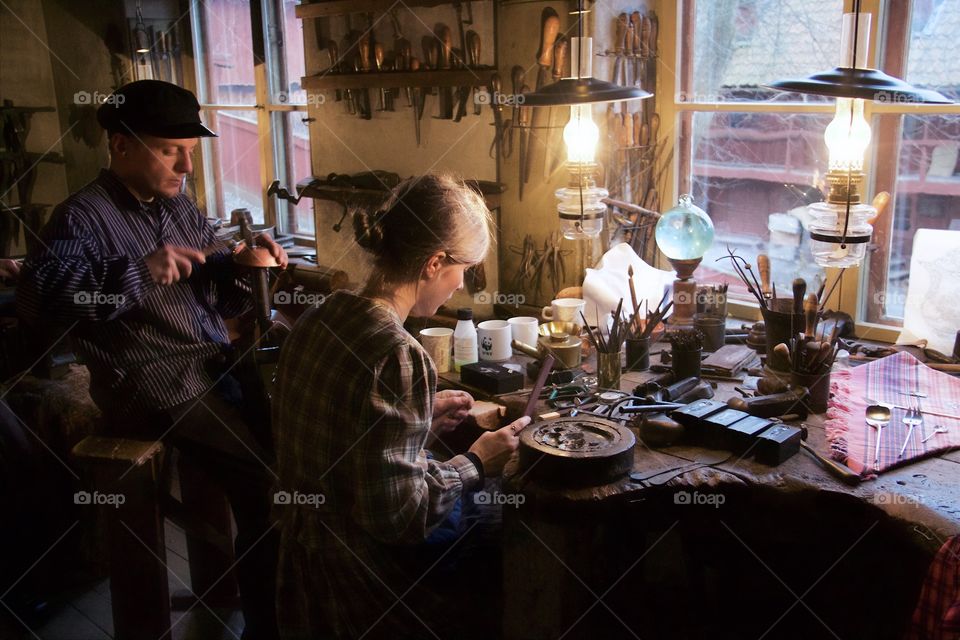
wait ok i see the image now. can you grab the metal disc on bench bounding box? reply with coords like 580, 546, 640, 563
518, 416, 636, 487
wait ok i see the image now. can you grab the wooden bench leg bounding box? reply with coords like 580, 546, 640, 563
72, 436, 169, 640
171, 454, 238, 609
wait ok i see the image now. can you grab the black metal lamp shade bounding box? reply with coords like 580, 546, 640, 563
521, 77, 652, 107
766, 66, 952, 104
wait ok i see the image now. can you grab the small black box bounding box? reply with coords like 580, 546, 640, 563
701, 408, 750, 448
754, 424, 802, 466
725, 415, 775, 454
670, 399, 728, 443
461, 362, 524, 395
671, 399, 727, 427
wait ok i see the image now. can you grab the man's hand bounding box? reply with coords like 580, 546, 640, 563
256, 233, 288, 269
431, 389, 473, 437
144, 245, 206, 286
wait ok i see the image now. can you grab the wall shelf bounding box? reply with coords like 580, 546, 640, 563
302, 68, 495, 91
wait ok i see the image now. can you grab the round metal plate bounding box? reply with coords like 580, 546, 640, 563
519, 416, 636, 487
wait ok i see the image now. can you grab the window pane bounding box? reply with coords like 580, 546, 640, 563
686, 0, 843, 103
197, 0, 256, 105
866, 114, 960, 323
905, 0, 960, 101
201, 110, 264, 224
687, 111, 830, 299
267, 0, 307, 105
272, 111, 314, 235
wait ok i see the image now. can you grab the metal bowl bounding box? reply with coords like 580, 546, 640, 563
538, 321, 582, 340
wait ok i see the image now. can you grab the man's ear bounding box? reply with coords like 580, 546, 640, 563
422, 251, 446, 280
109, 132, 130, 157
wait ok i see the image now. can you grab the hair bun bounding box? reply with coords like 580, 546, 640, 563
353, 207, 387, 254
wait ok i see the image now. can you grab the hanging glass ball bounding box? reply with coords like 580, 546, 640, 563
655, 194, 715, 260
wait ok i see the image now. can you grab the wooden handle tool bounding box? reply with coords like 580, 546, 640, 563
757, 254, 771, 299
537, 8, 561, 73
792, 278, 806, 317
804, 293, 818, 336
552, 35, 568, 82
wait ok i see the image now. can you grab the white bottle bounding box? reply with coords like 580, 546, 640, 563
453, 308, 478, 372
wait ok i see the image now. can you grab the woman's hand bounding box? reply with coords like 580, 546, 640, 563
468, 416, 530, 477
431, 389, 473, 437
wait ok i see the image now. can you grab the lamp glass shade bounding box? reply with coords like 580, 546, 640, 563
824, 97, 871, 173
563, 105, 600, 164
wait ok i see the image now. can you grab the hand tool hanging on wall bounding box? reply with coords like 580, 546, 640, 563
170, 24, 183, 85
396, 39, 413, 107
468, 30, 482, 116
614, 13, 628, 86
633, 111, 642, 200
374, 43, 389, 111
638, 13, 649, 88
518, 83, 531, 201
631, 12, 642, 88
489, 72, 506, 159
326, 40, 346, 108
340, 30, 359, 115
453, 2, 469, 121
545, 35, 569, 177
410, 57, 423, 145
624, 12, 635, 87
435, 24, 454, 119
422, 35, 439, 116
645, 13, 658, 119
453, 47, 468, 121
487, 73, 504, 157
389, 10, 409, 100
356, 29, 372, 119
509, 65, 524, 161
527, 7, 560, 188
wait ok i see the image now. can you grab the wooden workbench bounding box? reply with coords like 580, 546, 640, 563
442, 352, 960, 640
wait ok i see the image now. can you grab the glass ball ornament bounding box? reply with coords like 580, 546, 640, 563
655, 194, 715, 261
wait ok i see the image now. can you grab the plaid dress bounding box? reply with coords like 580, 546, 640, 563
272, 290, 481, 639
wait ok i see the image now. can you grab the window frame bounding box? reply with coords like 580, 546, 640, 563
188, 0, 312, 238
660, 0, 960, 343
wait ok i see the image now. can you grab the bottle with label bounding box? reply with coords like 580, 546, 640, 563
453, 308, 478, 372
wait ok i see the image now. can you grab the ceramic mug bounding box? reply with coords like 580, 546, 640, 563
477, 320, 512, 361
419, 327, 453, 372
507, 316, 539, 349
541, 298, 586, 324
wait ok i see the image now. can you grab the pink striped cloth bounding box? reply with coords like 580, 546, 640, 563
824, 351, 960, 478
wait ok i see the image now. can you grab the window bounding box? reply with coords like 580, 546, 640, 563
864, 0, 960, 327
191, 0, 312, 235
667, 0, 960, 338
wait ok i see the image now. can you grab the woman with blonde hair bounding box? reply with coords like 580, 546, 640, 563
273, 174, 528, 639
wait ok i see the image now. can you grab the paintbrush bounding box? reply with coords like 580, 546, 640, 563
627, 265, 641, 334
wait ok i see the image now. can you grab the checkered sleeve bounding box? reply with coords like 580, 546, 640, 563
351, 342, 479, 545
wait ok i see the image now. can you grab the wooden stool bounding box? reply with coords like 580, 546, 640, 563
72, 436, 239, 640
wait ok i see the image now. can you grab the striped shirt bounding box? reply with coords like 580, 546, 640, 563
16, 169, 251, 420
272, 290, 481, 638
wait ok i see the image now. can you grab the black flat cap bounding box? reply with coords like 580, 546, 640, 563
96, 80, 217, 139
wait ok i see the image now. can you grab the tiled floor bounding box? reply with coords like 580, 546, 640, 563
1, 521, 245, 640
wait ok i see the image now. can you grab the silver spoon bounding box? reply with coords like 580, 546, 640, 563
866, 404, 892, 471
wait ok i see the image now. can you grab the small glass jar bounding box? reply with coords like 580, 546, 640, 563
597, 351, 622, 390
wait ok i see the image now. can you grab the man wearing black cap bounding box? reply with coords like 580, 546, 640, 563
17, 80, 284, 639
